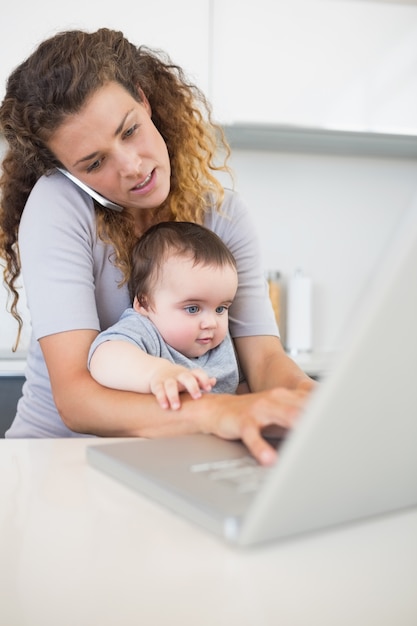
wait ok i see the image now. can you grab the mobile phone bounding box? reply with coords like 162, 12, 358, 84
57, 168, 124, 212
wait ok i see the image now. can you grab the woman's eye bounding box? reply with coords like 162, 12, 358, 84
124, 124, 138, 139
86, 159, 102, 173
185, 305, 199, 314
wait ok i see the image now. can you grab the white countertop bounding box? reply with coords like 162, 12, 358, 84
290, 350, 335, 378
1, 438, 416, 626
0, 349, 27, 375
0, 359, 26, 375
0, 350, 334, 378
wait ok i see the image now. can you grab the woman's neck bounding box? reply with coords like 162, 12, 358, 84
130, 205, 173, 237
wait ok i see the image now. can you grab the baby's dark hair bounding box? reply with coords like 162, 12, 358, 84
128, 222, 237, 304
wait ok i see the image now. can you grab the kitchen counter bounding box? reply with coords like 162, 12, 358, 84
0, 351, 26, 375
290, 350, 335, 379
1, 437, 416, 626
0, 350, 334, 379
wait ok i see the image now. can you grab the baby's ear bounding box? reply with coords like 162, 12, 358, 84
133, 295, 150, 316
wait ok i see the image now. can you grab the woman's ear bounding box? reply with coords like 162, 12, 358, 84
133, 295, 150, 316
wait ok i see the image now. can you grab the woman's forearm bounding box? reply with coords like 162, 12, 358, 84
56, 370, 205, 437
234, 335, 314, 392
40, 330, 310, 465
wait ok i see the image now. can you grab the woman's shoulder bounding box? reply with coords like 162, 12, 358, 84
219, 187, 248, 215
204, 187, 254, 244
21, 170, 97, 235
25, 170, 95, 218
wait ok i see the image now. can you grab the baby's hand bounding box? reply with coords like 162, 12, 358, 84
150, 365, 216, 410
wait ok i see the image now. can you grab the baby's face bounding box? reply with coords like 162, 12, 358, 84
136, 255, 238, 358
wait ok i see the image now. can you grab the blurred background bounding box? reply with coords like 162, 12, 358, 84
1, 0, 417, 370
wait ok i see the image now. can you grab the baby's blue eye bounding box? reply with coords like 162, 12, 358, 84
185, 305, 199, 314
216, 306, 227, 314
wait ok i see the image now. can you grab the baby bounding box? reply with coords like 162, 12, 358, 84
88, 221, 239, 409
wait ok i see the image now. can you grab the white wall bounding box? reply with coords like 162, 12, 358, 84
212, 0, 417, 133
2, 1, 417, 357
218, 150, 417, 353
0, 0, 210, 101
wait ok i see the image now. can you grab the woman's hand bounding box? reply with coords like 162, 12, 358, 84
197, 386, 310, 466
294, 376, 318, 396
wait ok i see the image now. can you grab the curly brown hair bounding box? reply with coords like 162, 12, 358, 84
0, 28, 232, 348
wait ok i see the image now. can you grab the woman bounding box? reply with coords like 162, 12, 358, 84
0, 28, 314, 464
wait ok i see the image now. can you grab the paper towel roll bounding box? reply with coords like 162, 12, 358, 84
286, 269, 312, 355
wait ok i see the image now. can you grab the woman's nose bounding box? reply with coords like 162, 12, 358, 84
117, 146, 143, 177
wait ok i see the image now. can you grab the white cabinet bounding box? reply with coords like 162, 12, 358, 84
210, 0, 417, 134
0, 0, 210, 100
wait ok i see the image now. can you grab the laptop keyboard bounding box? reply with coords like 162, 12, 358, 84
190, 456, 272, 494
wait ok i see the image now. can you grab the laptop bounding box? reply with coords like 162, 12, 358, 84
87, 198, 417, 548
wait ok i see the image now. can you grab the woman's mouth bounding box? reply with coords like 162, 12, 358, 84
131, 171, 154, 192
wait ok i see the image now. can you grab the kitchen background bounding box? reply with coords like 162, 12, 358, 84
1, 0, 417, 367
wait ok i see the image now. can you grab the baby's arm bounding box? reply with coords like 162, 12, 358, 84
89, 340, 216, 410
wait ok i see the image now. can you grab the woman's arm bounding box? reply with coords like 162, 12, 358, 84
40, 329, 308, 465
89, 339, 215, 409
234, 335, 316, 393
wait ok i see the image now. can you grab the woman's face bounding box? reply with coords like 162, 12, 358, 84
48, 82, 171, 213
